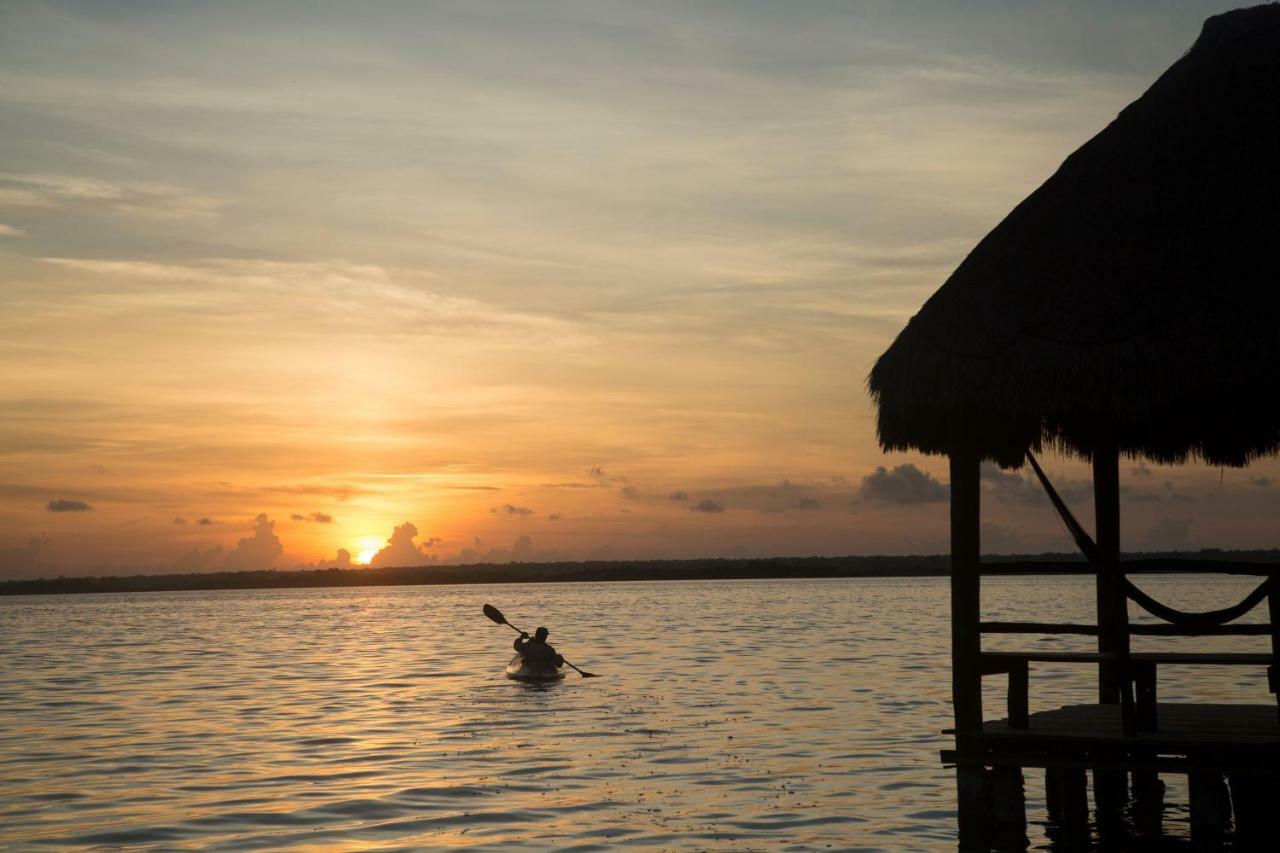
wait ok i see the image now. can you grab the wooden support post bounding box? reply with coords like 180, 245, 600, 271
1134, 661, 1157, 732
955, 764, 990, 849
1093, 443, 1128, 817
1045, 768, 1089, 843
950, 446, 985, 842
951, 446, 982, 734
1131, 660, 1161, 835
1093, 441, 1124, 704
1189, 772, 1231, 846
1131, 770, 1164, 837
989, 766, 1027, 848
1269, 572, 1279, 723
1228, 772, 1280, 847
1092, 767, 1126, 830
1007, 662, 1029, 730
1044, 768, 1063, 825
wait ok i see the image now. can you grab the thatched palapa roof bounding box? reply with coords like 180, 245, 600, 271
868, 5, 1280, 468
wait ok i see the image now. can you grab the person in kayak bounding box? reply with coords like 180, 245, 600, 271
514, 626, 564, 669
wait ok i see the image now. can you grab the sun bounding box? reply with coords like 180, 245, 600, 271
353, 536, 383, 566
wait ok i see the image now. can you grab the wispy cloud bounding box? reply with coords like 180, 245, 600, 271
0, 172, 221, 219
47, 498, 92, 512
35, 258, 589, 345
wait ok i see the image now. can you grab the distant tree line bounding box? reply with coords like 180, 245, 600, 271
3, 549, 1276, 596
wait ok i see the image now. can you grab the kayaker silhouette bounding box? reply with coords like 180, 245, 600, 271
482, 604, 597, 678
514, 626, 564, 670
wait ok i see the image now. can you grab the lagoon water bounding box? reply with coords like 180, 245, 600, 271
1, 576, 1270, 850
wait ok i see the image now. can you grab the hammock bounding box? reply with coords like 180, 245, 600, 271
1024, 451, 1269, 627
1124, 577, 1270, 628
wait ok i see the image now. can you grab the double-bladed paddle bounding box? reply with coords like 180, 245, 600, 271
483, 603, 598, 677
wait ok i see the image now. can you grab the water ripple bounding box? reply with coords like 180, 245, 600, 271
2, 576, 1268, 849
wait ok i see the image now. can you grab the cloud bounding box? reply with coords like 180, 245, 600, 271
492, 503, 534, 517
368, 521, 437, 568
0, 172, 220, 219
323, 548, 353, 569
448, 535, 560, 565
169, 513, 284, 573
173, 544, 226, 573
1145, 517, 1194, 551
290, 511, 334, 523
981, 462, 1090, 506
548, 513, 561, 520
1250, 476, 1272, 488
40, 258, 584, 346
1131, 464, 1153, 478
47, 498, 92, 512
0, 224, 28, 237
0, 534, 53, 579
173, 515, 186, 524
620, 485, 640, 500
980, 523, 1025, 554
589, 466, 628, 486
223, 513, 283, 570
263, 484, 367, 501
0, 188, 51, 207
1123, 481, 1192, 505
692, 498, 725, 513
658, 479, 854, 515
197, 517, 217, 525
860, 464, 948, 504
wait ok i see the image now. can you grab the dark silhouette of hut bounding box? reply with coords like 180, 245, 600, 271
869, 5, 1280, 844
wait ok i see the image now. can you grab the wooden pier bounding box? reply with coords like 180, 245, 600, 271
944, 448, 1280, 848
864, 6, 1280, 847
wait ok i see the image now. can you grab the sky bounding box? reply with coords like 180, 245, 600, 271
2, 0, 1278, 579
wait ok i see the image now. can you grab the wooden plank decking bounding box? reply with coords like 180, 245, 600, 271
942, 703, 1280, 773
984, 703, 1280, 745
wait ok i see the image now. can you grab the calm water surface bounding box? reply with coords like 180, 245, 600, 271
1, 576, 1270, 850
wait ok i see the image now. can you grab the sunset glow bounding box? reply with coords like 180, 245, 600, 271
2, 1, 1279, 581
354, 538, 384, 567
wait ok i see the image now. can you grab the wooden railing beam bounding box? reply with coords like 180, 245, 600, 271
980, 560, 1279, 576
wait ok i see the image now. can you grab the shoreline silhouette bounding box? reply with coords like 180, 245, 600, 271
3, 547, 1275, 596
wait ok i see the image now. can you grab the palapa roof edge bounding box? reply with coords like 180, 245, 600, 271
868, 4, 1280, 468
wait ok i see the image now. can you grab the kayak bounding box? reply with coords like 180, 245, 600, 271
505, 653, 566, 682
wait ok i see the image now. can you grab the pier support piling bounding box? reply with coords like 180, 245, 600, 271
1131, 770, 1165, 836
990, 766, 1027, 848
1189, 771, 1231, 846
1229, 772, 1280, 846
1047, 767, 1090, 842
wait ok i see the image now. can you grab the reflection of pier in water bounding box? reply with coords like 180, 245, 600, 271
867, 5, 1280, 847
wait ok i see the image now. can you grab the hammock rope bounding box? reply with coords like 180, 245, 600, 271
1023, 451, 1266, 627
1024, 451, 1100, 563
1124, 577, 1270, 627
